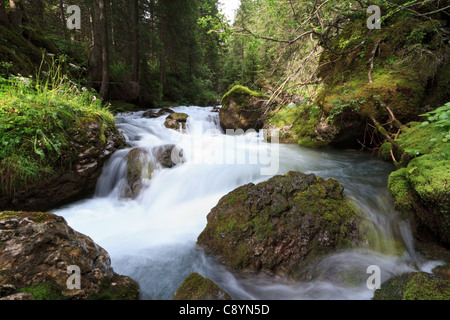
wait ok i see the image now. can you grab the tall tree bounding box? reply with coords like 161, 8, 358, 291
131, 0, 139, 82
98, 0, 109, 99
0, 1, 8, 26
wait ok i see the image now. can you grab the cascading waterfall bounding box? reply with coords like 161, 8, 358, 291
54, 106, 442, 300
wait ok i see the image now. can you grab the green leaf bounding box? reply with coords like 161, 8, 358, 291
34, 148, 45, 160
405, 148, 420, 156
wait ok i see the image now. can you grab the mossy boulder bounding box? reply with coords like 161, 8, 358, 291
265, 102, 330, 148
164, 113, 189, 131
387, 122, 450, 245
0, 211, 140, 300
173, 273, 231, 300
388, 155, 450, 245
197, 171, 362, 280
125, 148, 154, 198
124, 145, 185, 198
219, 85, 270, 131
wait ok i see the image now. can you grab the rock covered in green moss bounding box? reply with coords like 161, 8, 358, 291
124, 145, 185, 198
265, 102, 328, 148
197, 171, 362, 280
219, 85, 270, 131
164, 113, 189, 130
125, 148, 154, 198
374, 239, 450, 301
373, 269, 450, 300
387, 122, 450, 245
173, 273, 231, 300
388, 156, 450, 245
0, 211, 139, 300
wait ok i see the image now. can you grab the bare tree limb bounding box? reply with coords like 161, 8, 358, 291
368, 39, 381, 84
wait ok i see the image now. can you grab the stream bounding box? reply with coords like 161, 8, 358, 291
53, 106, 442, 300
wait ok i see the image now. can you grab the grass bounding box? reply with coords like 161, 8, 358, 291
0, 57, 115, 196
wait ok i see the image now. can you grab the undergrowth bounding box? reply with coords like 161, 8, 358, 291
0, 56, 114, 196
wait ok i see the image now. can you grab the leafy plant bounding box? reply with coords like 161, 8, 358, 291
327, 93, 366, 124
419, 102, 450, 142
0, 57, 114, 196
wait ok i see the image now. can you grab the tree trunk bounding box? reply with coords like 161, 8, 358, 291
8, 0, 23, 31
59, 0, 67, 39
0, 1, 8, 26
90, 2, 102, 90
98, 0, 109, 99
121, 0, 132, 67
131, 0, 139, 82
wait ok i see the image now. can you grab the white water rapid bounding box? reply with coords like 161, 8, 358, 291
54, 106, 442, 300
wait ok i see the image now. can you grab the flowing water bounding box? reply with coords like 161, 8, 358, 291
54, 106, 442, 300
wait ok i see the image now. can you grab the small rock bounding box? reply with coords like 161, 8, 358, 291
173, 273, 231, 300
164, 113, 189, 131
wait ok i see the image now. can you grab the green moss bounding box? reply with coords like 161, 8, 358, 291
387, 168, 416, 216
168, 112, 189, 122
0, 212, 17, 220
378, 142, 392, 161
268, 104, 301, 128
225, 191, 247, 206
268, 102, 326, 147
250, 215, 274, 241
0, 211, 54, 223
173, 272, 231, 300
18, 282, 67, 300
298, 137, 328, 148
226, 220, 236, 233
408, 155, 450, 208
388, 152, 450, 243
373, 272, 415, 300
315, 13, 445, 146
396, 122, 449, 158
403, 273, 450, 300
87, 277, 140, 300
221, 85, 268, 110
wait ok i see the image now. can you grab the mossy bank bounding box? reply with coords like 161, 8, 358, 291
387, 119, 450, 246
0, 75, 127, 212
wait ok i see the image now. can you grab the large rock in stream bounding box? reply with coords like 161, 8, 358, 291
219, 85, 272, 131
0, 211, 139, 300
197, 171, 362, 280
124, 145, 185, 198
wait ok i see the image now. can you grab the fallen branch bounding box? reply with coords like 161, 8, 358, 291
368, 39, 381, 84
370, 115, 404, 164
